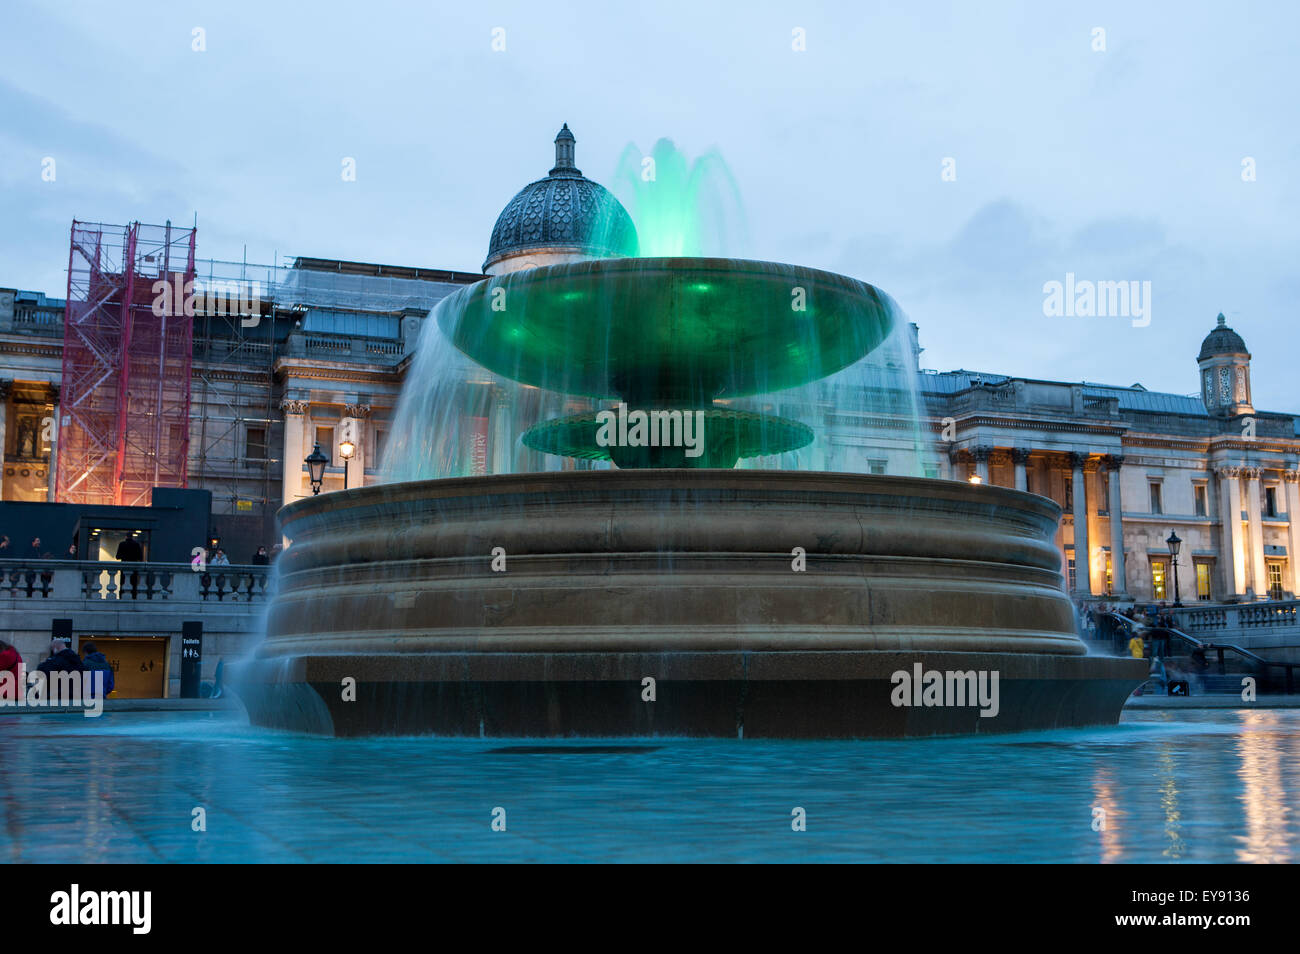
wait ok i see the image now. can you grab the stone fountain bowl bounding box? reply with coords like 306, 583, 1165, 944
238, 470, 1146, 737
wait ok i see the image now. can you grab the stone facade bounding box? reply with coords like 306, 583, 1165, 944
3, 273, 1296, 606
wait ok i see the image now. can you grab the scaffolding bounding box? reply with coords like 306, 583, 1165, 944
57, 221, 197, 506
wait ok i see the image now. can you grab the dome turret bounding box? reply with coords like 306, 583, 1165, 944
484, 125, 638, 274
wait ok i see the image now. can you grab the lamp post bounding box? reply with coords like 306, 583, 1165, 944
1166, 530, 1182, 607
339, 438, 356, 490
305, 442, 328, 495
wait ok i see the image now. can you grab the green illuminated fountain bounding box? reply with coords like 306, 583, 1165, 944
239, 126, 1147, 738
436, 257, 893, 468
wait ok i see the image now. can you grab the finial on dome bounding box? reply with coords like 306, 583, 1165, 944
550, 123, 581, 176
1216, 313, 1226, 327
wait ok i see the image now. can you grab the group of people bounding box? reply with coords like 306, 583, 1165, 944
0, 534, 67, 560
0, 637, 116, 701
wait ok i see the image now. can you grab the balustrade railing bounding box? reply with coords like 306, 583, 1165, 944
0, 560, 273, 603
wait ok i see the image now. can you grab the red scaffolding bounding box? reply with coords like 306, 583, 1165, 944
56, 220, 197, 506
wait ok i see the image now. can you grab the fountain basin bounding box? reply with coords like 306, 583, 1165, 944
239, 470, 1146, 736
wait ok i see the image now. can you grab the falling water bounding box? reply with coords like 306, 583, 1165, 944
382, 140, 935, 481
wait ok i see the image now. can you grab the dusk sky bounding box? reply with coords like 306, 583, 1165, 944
2, 1, 1297, 409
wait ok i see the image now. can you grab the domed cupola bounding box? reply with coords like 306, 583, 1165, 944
483, 124, 639, 274
1198, 313, 1253, 418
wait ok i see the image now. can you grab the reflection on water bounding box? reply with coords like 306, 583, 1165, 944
0, 709, 1296, 863
1235, 710, 1292, 863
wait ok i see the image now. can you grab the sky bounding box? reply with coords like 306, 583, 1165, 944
1, 0, 1297, 409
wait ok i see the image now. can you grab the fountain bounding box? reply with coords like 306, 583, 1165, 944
239, 128, 1146, 737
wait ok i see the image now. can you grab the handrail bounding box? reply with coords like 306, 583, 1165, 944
1099, 612, 1298, 692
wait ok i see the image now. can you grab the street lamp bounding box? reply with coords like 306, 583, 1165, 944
968, 474, 983, 485
1166, 530, 1182, 607
305, 442, 328, 495
339, 438, 356, 490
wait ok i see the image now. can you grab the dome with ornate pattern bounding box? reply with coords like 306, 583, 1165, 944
1198, 313, 1249, 361
483, 124, 639, 272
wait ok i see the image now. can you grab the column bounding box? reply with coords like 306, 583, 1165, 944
1011, 448, 1030, 492
281, 399, 308, 507
1069, 452, 1092, 596
46, 384, 59, 502
973, 445, 991, 484
1216, 466, 1246, 599
344, 403, 371, 487
1284, 471, 1300, 597
1243, 467, 1267, 598
1104, 454, 1129, 598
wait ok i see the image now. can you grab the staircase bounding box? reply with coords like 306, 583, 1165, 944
1091, 613, 1299, 697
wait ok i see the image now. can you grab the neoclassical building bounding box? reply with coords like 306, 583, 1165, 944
928, 315, 1299, 605
2, 127, 1297, 598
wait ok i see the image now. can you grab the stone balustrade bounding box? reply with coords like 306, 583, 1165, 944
1168, 599, 1300, 658
0, 559, 272, 603
0, 559, 274, 696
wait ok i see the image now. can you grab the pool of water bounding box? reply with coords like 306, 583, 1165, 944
2, 708, 1295, 863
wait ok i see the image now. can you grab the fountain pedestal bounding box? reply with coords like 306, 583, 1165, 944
238, 470, 1146, 737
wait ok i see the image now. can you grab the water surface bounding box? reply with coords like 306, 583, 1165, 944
2, 709, 1294, 863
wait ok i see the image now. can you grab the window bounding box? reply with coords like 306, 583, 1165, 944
922, 463, 939, 479
1149, 482, 1163, 514
315, 426, 335, 464
866, 458, 887, 475
1195, 561, 1212, 601
1063, 476, 1072, 509
245, 427, 267, 460
1098, 472, 1109, 513
373, 429, 388, 470
302, 308, 400, 339
1105, 553, 1113, 595
1268, 562, 1285, 600
1265, 487, 1278, 518
1194, 484, 1207, 517
1066, 556, 1077, 591
1150, 559, 1167, 600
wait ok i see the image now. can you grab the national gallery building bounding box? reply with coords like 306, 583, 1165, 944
2, 127, 1296, 605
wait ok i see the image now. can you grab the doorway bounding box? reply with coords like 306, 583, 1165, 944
77, 636, 168, 698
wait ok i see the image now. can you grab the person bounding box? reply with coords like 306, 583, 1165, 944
80, 642, 115, 697
0, 640, 22, 702
37, 636, 85, 675
0, 535, 10, 555
66, 541, 78, 559
1128, 631, 1146, 660
36, 636, 85, 704
211, 549, 230, 567
115, 534, 143, 562
251, 546, 269, 566
115, 533, 144, 598
28, 536, 42, 558
1149, 655, 1168, 694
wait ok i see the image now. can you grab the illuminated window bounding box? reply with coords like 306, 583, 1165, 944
1150, 560, 1167, 600
1195, 561, 1212, 601
1105, 553, 1113, 595
1066, 555, 1077, 591
1268, 563, 1285, 600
